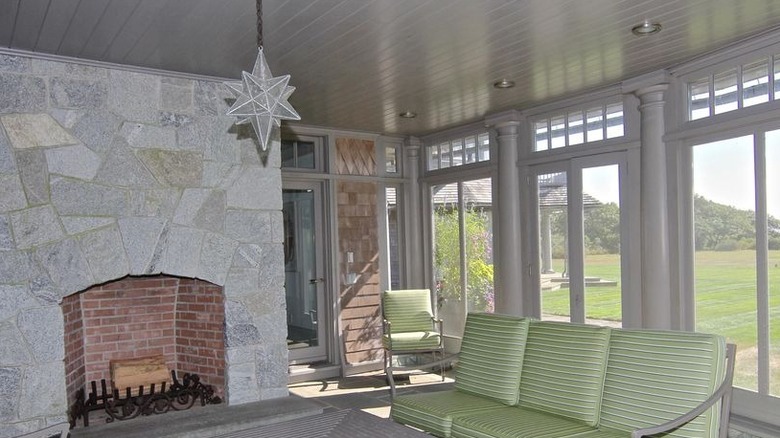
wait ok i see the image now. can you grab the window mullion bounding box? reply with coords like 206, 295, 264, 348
755, 132, 770, 395
457, 182, 468, 312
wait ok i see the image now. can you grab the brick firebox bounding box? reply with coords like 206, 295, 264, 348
61, 275, 225, 405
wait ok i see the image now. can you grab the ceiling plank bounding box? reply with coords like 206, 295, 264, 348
34, 0, 80, 52
57, 0, 111, 56
0, 0, 21, 47
79, 0, 142, 59
9, 0, 50, 50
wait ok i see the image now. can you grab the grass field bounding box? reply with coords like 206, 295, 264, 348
541, 250, 780, 395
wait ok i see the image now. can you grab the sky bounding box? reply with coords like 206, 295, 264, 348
694, 134, 780, 219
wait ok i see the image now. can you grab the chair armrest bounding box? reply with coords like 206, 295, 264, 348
631, 343, 736, 438
388, 353, 458, 398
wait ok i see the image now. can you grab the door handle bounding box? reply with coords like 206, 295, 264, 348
309, 278, 325, 284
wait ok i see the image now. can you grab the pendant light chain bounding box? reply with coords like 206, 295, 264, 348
256, 0, 263, 48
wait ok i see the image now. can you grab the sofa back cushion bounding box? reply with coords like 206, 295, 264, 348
517, 321, 611, 426
455, 313, 530, 406
598, 329, 727, 437
382, 289, 434, 333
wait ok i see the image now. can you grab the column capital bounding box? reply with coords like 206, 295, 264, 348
404, 136, 422, 156
634, 83, 669, 102
485, 109, 522, 132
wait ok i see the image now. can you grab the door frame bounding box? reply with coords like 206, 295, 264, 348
525, 150, 639, 325
283, 179, 332, 364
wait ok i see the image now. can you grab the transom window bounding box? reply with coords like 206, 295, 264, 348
426, 132, 490, 171
688, 54, 780, 121
533, 101, 624, 152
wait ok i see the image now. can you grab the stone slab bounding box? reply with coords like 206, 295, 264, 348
161, 82, 193, 113
129, 189, 180, 218
119, 122, 176, 150
8, 205, 64, 249
0, 367, 21, 422
226, 166, 281, 210
118, 217, 166, 275
0, 285, 37, 322
162, 226, 204, 278
225, 210, 273, 243
14, 149, 49, 206
69, 396, 323, 438
0, 322, 32, 366
95, 138, 158, 188
70, 110, 122, 156
198, 233, 238, 286
0, 174, 26, 212
0, 251, 32, 284
108, 70, 160, 124
17, 306, 64, 363
1, 113, 77, 149
0, 74, 46, 113
0, 127, 15, 174
78, 225, 129, 284
137, 149, 203, 187
34, 238, 94, 295
0, 54, 29, 73
61, 216, 116, 235
45, 143, 102, 180
18, 361, 67, 420
173, 189, 225, 232
31, 59, 108, 80
0, 215, 11, 250
50, 179, 128, 217
49, 77, 107, 109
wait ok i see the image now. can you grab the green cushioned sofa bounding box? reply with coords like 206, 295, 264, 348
389, 313, 735, 438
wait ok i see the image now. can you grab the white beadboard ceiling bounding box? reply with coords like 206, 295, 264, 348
3, 0, 780, 136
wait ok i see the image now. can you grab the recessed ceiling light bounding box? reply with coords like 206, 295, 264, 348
493, 79, 516, 89
632, 21, 662, 36
399, 110, 417, 119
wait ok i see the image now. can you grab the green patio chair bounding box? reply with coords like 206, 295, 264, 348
382, 289, 444, 381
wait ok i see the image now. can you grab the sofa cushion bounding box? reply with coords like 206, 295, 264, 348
454, 313, 530, 405
597, 329, 727, 437
391, 390, 507, 438
517, 321, 611, 426
382, 331, 441, 350
451, 406, 596, 438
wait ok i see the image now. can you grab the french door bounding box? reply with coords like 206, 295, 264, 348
283, 181, 328, 363
528, 152, 631, 326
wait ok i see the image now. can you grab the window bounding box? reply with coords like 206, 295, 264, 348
533, 101, 624, 152
691, 132, 779, 397
427, 132, 490, 171
687, 54, 779, 121
432, 178, 494, 338
281, 135, 324, 171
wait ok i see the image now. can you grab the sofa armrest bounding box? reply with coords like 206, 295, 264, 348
388, 353, 458, 398
631, 343, 736, 438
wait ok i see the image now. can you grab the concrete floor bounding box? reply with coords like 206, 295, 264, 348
288, 369, 455, 419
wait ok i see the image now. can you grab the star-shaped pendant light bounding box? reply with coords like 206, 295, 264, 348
225, 47, 300, 150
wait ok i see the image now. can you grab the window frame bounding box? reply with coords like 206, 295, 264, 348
280, 134, 326, 172
671, 44, 780, 420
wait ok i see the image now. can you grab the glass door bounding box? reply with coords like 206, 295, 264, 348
283, 181, 328, 363
530, 153, 627, 327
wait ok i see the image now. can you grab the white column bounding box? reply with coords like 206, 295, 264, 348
494, 120, 524, 316
404, 137, 425, 288
635, 84, 672, 329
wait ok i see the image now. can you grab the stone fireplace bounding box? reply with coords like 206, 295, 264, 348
0, 53, 288, 437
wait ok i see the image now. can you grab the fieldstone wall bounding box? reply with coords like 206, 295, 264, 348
0, 53, 287, 437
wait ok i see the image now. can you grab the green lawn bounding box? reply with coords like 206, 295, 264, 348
541, 250, 780, 395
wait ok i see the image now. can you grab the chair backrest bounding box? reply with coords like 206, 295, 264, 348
382, 289, 435, 333
518, 320, 611, 427
598, 329, 728, 437
454, 313, 530, 406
